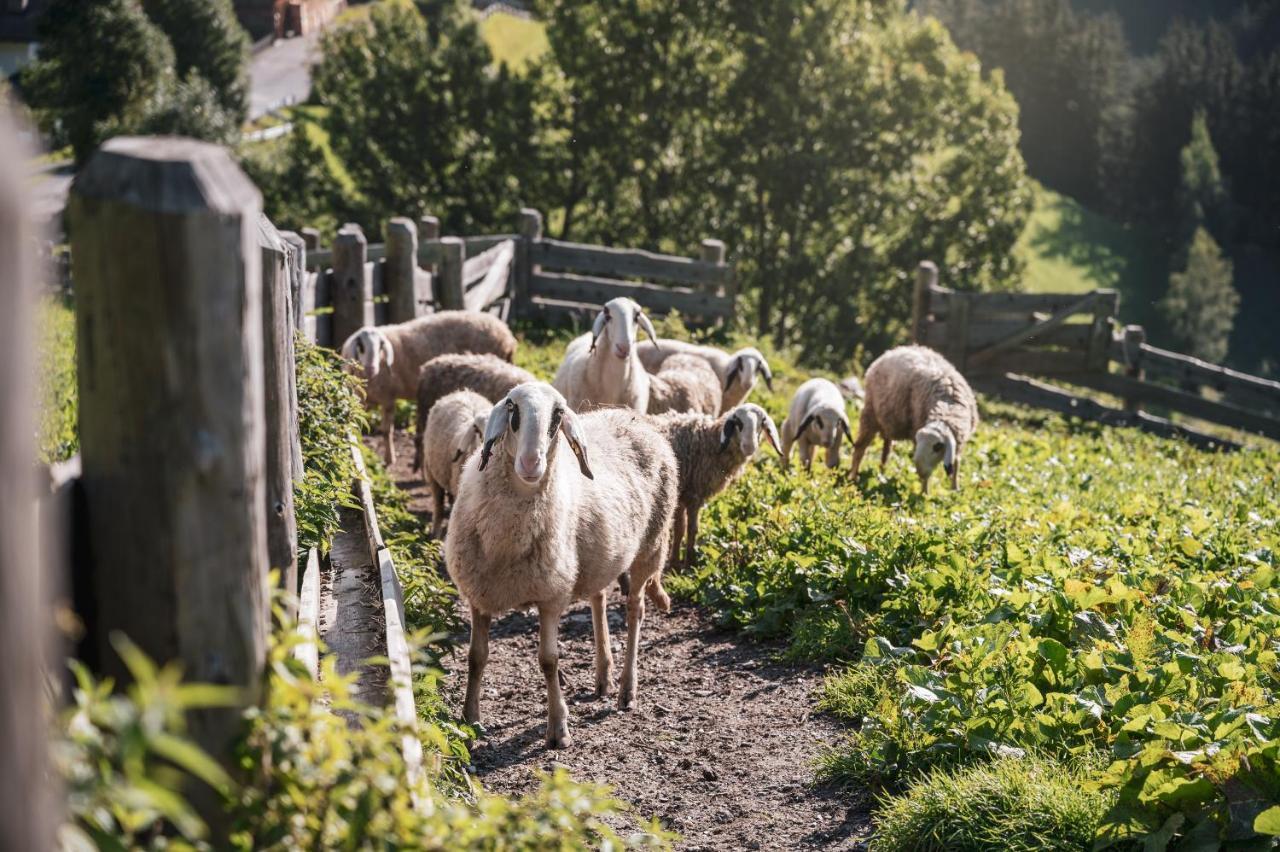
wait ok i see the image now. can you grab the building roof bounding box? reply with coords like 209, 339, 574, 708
0, 0, 48, 44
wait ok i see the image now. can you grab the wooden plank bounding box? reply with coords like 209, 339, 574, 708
332, 227, 368, 348
975, 374, 1237, 451
927, 320, 1093, 351
463, 239, 513, 288
385, 218, 418, 323
1130, 343, 1280, 416
967, 347, 1092, 376
436, 237, 465, 311
69, 137, 269, 780
306, 248, 332, 271
524, 296, 599, 327
969, 293, 1098, 365
417, 240, 443, 267
0, 105, 53, 850
465, 240, 514, 312
535, 238, 730, 288
530, 271, 734, 317
465, 233, 519, 255
1073, 372, 1280, 442
946, 291, 971, 370
967, 288, 1119, 318
515, 208, 542, 309
293, 548, 320, 680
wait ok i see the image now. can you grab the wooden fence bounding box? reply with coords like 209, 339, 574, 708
297, 208, 733, 347
912, 262, 1280, 449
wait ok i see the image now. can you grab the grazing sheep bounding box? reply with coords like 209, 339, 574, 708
780, 378, 853, 471
647, 353, 721, 416
341, 311, 517, 465
851, 345, 978, 494
421, 390, 489, 538
638, 340, 774, 411
552, 297, 660, 412
446, 382, 678, 748
413, 354, 536, 472
651, 404, 782, 585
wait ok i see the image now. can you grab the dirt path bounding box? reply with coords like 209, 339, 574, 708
381, 430, 869, 849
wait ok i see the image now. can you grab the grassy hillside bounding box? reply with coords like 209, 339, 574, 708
479, 11, 549, 70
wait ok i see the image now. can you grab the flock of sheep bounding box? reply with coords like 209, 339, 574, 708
340, 297, 978, 748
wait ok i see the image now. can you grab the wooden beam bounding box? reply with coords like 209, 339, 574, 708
1072, 372, 1280, 442
465, 240, 515, 312
436, 237, 465, 311
529, 271, 734, 317
69, 136, 270, 774
969, 292, 1098, 365
535, 238, 730, 287
912, 261, 937, 344
384, 217, 418, 323
514, 208, 543, 310
967, 288, 1119, 317
1131, 343, 1280, 416
293, 549, 320, 680
332, 226, 368, 347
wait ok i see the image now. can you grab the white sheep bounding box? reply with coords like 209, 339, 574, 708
421, 390, 489, 538
445, 382, 678, 748
638, 339, 773, 411
552, 297, 660, 412
646, 353, 721, 416
780, 378, 853, 471
412, 353, 536, 473
851, 345, 978, 494
340, 311, 517, 465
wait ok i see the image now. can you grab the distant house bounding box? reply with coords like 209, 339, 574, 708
0, 0, 45, 79
233, 0, 346, 41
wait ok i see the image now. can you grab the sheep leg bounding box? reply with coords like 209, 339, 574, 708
880, 439, 892, 467
684, 504, 701, 569
780, 424, 794, 471
538, 606, 572, 748
463, 607, 491, 726
429, 482, 446, 539
950, 457, 960, 491
668, 506, 687, 570
850, 408, 877, 481
590, 590, 614, 698
800, 438, 815, 472
381, 403, 396, 465
619, 587, 646, 712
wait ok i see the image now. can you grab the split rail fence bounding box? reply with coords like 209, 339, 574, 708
295, 209, 733, 348
911, 262, 1280, 449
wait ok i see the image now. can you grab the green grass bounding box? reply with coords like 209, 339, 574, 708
38, 295, 78, 464
1016, 183, 1170, 335
870, 758, 1118, 852
479, 11, 550, 71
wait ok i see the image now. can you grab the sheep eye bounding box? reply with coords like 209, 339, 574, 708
932, 441, 944, 453
508, 401, 520, 433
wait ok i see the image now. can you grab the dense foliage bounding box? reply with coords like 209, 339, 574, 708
293, 0, 1030, 365
672, 384, 1280, 848
20, 0, 248, 162
37, 297, 77, 463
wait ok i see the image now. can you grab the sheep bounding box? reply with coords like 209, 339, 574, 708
421, 390, 490, 539
780, 378, 853, 471
445, 382, 678, 748
552, 297, 660, 413
638, 339, 774, 411
340, 311, 517, 465
646, 353, 721, 416
412, 353, 536, 473
651, 404, 782, 583
850, 345, 979, 494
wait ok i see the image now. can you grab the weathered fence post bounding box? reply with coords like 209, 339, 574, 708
300, 227, 320, 253
419, 215, 440, 242
946, 293, 971, 371
0, 104, 54, 852
912, 261, 938, 345
278, 232, 306, 480
280, 230, 306, 330
258, 217, 299, 600
1122, 325, 1146, 415
332, 225, 369, 345
68, 137, 269, 767
1088, 291, 1119, 371
385, 217, 418, 323
437, 236, 466, 311
515, 208, 543, 313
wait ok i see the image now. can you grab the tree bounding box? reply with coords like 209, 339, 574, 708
310, 0, 539, 233
1159, 227, 1239, 364
1176, 109, 1230, 243
141, 0, 250, 124
21, 0, 175, 163
134, 74, 241, 147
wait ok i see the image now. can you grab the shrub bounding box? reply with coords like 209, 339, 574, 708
870, 757, 1122, 852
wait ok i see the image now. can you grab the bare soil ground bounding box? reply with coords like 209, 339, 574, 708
381, 430, 870, 850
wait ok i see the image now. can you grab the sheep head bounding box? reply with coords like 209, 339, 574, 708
719, 403, 782, 459
589, 297, 659, 360
913, 421, 955, 493
479, 382, 593, 488
340, 327, 394, 381
797, 405, 852, 458
724, 348, 774, 393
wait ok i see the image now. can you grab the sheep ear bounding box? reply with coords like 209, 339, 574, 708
636, 311, 661, 351
724, 358, 741, 391
761, 412, 783, 456
756, 355, 774, 391
559, 408, 593, 479
718, 416, 741, 453
839, 413, 854, 441
797, 412, 818, 436
379, 333, 394, 367
451, 448, 464, 463
479, 399, 512, 471
589, 307, 609, 353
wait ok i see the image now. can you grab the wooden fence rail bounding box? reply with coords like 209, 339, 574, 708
913, 262, 1280, 448
296, 208, 735, 345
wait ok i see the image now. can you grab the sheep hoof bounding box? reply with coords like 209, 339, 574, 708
546, 726, 573, 749
595, 679, 613, 699
618, 690, 637, 712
